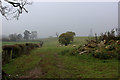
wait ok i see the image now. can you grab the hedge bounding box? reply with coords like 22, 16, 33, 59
2, 42, 43, 65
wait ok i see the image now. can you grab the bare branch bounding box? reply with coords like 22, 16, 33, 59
0, 0, 32, 20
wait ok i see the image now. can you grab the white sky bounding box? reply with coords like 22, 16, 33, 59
33, 0, 119, 2
2, 2, 118, 38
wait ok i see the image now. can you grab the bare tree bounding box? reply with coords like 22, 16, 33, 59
56, 32, 59, 38
0, 0, 32, 20
9, 33, 18, 41
88, 28, 93, 37
30, 31, 37, 40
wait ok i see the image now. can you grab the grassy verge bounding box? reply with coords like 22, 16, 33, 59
2, 49, 41, 77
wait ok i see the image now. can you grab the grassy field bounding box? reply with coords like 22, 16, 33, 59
2, 37, 119, 78
2, 41, 40, 46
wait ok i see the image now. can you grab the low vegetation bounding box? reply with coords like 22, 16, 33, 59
2, 36, 119, 78
2, 42, 43, 65
69, 28, 120, 60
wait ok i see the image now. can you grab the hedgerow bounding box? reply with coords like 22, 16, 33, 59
2, 42, 43, 65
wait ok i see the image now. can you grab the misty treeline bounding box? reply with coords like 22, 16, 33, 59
2, 30, 38, 41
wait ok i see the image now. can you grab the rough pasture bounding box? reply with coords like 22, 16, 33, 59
2, 37, 119, 78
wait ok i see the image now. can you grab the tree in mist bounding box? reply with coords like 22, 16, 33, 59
9, 33, 17, 41
58, 31, 75, 46
56, 32, 59, 38
24, 30, 31, 40
0, 0, 32, 20
2, 35, 10, 41
17, 33, 23, 41
88, 28, 93, 37
30, 31, 37, 40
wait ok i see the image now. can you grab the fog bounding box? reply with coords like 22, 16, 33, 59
2, 2, 118, 38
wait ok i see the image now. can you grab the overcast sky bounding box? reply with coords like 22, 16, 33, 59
2, 2, 118, 38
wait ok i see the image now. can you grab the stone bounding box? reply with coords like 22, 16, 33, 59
73, 45, 76, 47
79, 51, 87, 55
98, 41, 105, 48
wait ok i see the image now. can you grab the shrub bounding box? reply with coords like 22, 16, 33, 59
16, 44, 27, 54
118, 51, 120, 60
116, 43, 120, 60
25, 43, 36, 54
58, 32, 75, 46
93, 48, 117, 60
34, 44, 40, 48
105, 45, 115, 51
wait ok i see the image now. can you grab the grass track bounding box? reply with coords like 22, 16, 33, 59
2, 37, 119, 78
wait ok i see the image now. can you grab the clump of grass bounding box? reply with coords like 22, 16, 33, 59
58, 49, 70, 56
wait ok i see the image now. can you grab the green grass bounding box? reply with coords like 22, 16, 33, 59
2, 49, 41, 76
40, 37, 88, 49
58, 55, 118, 78
2, 37, 119, 78
2, 41, 40, 46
